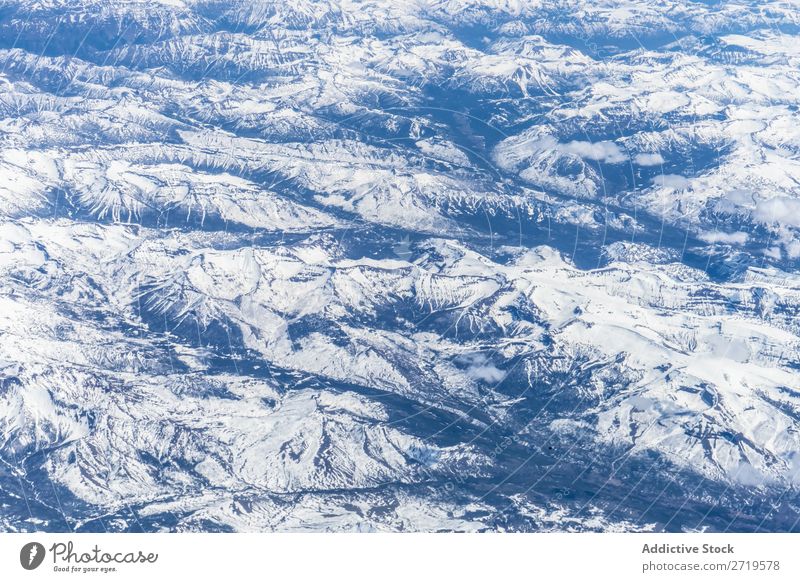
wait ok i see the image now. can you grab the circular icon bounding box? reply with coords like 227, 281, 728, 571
20, 542, 46, 570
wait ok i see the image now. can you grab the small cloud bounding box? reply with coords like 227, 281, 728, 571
753, 197, 800, 228
498, 135, 627, 168
559, 140, 627, 164
458, 353, 506, 384
731, 461, 768, 487
786, 453, 800, 485
652, 174, 689, 189
467, 364, 506, 383
634, 152, 664, 166
698, 231, 749, 245
786, 240, 800, 259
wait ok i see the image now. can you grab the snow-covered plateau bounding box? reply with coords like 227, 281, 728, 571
1, 0, 800, 532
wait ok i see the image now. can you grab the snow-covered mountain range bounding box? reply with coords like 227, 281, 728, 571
1, 0, 800, 532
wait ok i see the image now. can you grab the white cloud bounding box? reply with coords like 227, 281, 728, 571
646, 91, 689, 114
494, 135, 628, 169
467, 364, 506, 383
698, 231, 749, 245
786, 240, 800, 259
459, 353, 506, 383
652, 174, 689, 189
731, 461, 769, 487
787, 453, 800, 485
753, 197, 800, 228
634, 152, 664, 166
559, 139, 627, 164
